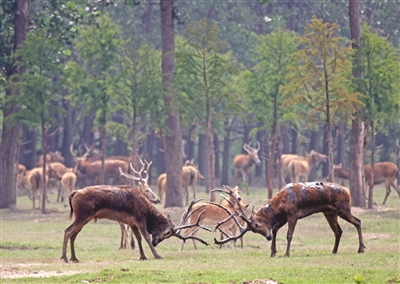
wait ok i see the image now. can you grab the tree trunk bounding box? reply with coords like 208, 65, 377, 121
349, 0, 366, 207
0, 0, 30, 209
160, 0, 183, 208
368, 121, 375, 209
213, 133, 220, 179
61, 98, 74, 167
221, 118, 231, 186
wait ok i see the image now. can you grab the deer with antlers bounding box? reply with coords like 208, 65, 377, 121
233, 141, 261, 185
214, 182, 366, 257
334, 162, 400, 205
61, 184, 210, 262
179, 186, 249, 251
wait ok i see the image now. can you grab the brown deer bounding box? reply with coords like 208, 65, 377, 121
179, 186, 248, 251
287, 150, 327, 183
117, 159, 160, 250
27, 165, 58, 209
215, 182, 366, 257
333, 162, 400, 205
233, 141, 261, 184
70, 145, 129, 186
36, 151, 65, 166
157, 160, 204, 205
61, 168, 77, 207
61, 190, 210, 262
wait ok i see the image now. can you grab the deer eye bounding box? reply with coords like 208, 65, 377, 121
254, 223, 260, 229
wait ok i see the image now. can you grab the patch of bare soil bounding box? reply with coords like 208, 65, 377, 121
0, 263, 86, 279
243, 279, 278, 284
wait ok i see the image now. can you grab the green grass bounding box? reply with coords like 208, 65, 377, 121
1, 185, 399, 283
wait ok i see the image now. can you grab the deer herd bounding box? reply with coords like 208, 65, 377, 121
14, 141, 399, 262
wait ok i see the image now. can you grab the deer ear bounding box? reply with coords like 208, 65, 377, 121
252, 206, 257, 215
167, 215, 174, 226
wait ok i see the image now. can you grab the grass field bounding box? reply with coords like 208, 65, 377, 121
1, 182, 399, 283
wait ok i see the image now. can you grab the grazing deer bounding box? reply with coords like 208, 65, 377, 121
287, 150, 327, 183
215, 182, 366, 257
233, 141, 261, 185
157, 160, 204, 205
179, 186, 248, 251
61, 190, 210, 262
61, 168, 77, 207
333, 162, 400, 205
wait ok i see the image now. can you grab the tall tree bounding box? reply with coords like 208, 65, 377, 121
160, 0, 183, 208
175, 20, 240, 202
66, 15, 122, 184
0, 0, 30, 209
8, 29, 65, 213
349, 0, 366, 207
284, 16, 364, 183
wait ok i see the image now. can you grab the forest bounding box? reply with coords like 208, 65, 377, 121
1, 0, 400, 211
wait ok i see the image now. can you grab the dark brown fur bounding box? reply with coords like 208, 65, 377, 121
249, 182, 366, 257
61, 185, 175, 263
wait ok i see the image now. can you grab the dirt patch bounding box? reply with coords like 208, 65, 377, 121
243, 279, 278, 284
0, 263, 86, 279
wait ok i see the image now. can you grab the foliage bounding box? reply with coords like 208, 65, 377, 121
110, 40, 164, 145
284, 16, 364, 127
6, 29, 65, 128
358, 24, 400, 132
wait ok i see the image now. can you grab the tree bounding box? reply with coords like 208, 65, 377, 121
0, 0, 30, 209
8, 29, 65, 213
66, 15, 122, 184
349, 0, 366, 207
160, 0, 184, 208
111, 41, 164, 170
358, 25, 400, 208
284, 16, 364, 183
175, 19, 240, 202
247, 27, 297, 198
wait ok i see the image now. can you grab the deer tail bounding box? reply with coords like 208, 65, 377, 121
68, 190, 78, 220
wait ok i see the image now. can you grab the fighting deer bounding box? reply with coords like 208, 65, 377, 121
233, 141, 261, 184
70, 144, 129, 185
61, 168, 77, 207
61, 189, 210, 262
179, 185, 248, 251
118, 159, 160, 250
214, 182, 366, 257
157, 160, 204, 205
333, 162, 400, 205
287, 150, 327, 183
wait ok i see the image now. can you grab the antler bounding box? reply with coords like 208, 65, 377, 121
120, 159, 152, 184
172, 199, 212, 246
69, 144, 92, 160
210, 185, 252, 245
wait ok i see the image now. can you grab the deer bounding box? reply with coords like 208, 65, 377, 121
333, 162, 400, 205
61, 168, 77, 208
179, 185, 249, 251
233, 141, 261, 185
27, 165, 58, 209
117, 159, 160, 250
214, 182, 366, 257
157, 160, 205, 205
287, 150, 327, 183
61, 189, 210, 263
280, 150, 326, 184
36, 151, 65, 167
70, 144, 129, 186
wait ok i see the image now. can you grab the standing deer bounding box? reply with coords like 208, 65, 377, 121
36, 151, 65, 166
27, 165, 58, 209
233, 141, 261, 185
333, 162, 400, 205
61, 168, 77, 207
287, 150, 327, 183
157, 160, 204, 205
214, 182, 366, 257
179, 186, 248, 251
61, 190, 210, 262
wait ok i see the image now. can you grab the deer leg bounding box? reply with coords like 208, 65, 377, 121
392, 181, 400, 199
284, 217, 297, 257
323, 211, 343, 254
382, 181, 391, 205
338, 212, 366, 253
69, 231, 81, 263
136, 224, 162, 259
119, 222, 128, 250
61, 220, 86, 263
130, 225, 147, 260
270, 221, 286, 257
